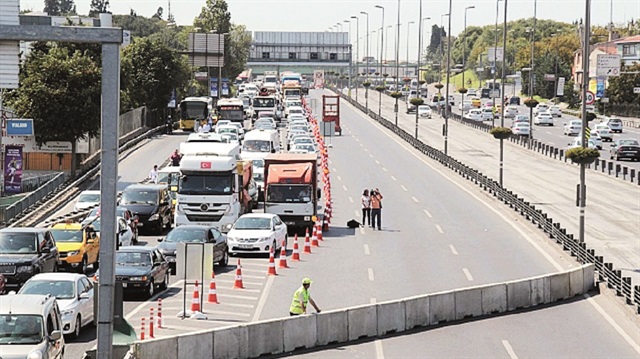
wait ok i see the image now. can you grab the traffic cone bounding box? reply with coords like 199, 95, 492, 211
292, 234, 301, 261
207, 271, 219, 304
323, 217, 329, 231
316, 221, 323, 241
267, 247, 278, 276
303, 228, 312, 254
190, 280, 201, 313
233, 259, 244, 289
140, 317, 145, 340
278, 240, 289, 268
311, 225, 319, 247
149, 307, 155, 338
157, 298, 163, 328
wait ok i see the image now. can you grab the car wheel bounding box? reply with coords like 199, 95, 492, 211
79, 256, 88, 274
72, 315, 81, 338
147, 280, 155, 298
220, 250, 229, 267
159, 272, 169, 290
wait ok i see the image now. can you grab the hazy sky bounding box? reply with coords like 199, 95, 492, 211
19, 0, 640, 60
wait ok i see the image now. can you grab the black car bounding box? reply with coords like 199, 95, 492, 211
156, 225, 229, 274
85, 206, 139, 244
119, 184, 173, 234
0, 228, 59, 290
97, 246, 170, 298
610, 139, 640, 161
508, 96, 521, 105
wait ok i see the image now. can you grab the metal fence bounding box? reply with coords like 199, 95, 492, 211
338, 89, 640, 314
21, 172, 62, 193
0, 172, 66, 224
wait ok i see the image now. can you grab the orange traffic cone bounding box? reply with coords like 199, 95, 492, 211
140, 317, 145, 340
233, 259, 244, 289
311, 225, 319, 247
303, 228, 312, 254
316, 221, 323, 241
278, 240, 289, 268
292, 234, 301, 261
267, 247, 278, 276
207, 271, 219, 304
190, 280, 201, 313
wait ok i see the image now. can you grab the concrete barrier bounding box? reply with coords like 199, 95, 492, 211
133, 336, 177, 359
316, 309, 348, 346
549, 271, 571, 302
177, 331, 213, 358
454, 287, 483, 320
583, 264, 595, 293
481, 284, 507, 314
404, 295, 430, 329
213, 325, 249, 359
283, 314, 317, 352
348, 304, 377, 341
569, 266, 585, 297
530, 276, 551, 306
429, 291, 455, 324
377, 300, 405, 335
247, 318, 283, 358
507, 279, 531, 310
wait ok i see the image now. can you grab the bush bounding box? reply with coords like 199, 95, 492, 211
390, 91, 403, 99
410, 98, 424, 106
458, 87, 468, 94
362, 81, 372, 88
374, 72, 380, 76
435, 83, 444, 90
375, 85, 386, 92
383, 73, 389, 77
490, 126, 512, 139
524, 98, 539, 108
565, 147, 600, 164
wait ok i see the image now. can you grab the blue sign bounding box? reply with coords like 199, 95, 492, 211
210, 77, 218, 98
6, 119, 34, 136
167, 89, 176, 108
596, 77, 605, 98
221, 78, 229, 97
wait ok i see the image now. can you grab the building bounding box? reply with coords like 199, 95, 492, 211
616, 35, 640, 66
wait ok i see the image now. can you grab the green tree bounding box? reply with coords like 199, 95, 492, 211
193, 0, 231, 33
226, 24, 251, 80
121, 37, 190, 112
89, 0, 109, 16
43, 0, 76, 15
7, 46, 100, 176
113, 14, 164, 38
606, 63, 640, 104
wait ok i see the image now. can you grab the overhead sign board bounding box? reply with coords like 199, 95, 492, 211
557, 77, 565, 96
487, 47, 504, 63
596, 54, 621, 77
6, 119, 34, 136
3, 135, 89, 154
544, 74, 555, 81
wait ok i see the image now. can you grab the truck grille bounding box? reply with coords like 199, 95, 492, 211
0, 265, 16, 275
186, 214, 224, 222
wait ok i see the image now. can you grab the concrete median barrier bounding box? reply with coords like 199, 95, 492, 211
481, 284, 507, 314
455, 287, 483, 320
530, 276, 551, 306
177, 331, 213, 358
213, 325, 249, 359
549, 271, 571, 302
583, 264, 595, 293
283, 314, 317, 352
133, 336, 177, 359
347, 304, 377, 340
247, 318, 284, 358
569, 266, 585, 297
377, 300, 405, 335
404, 295, 430, 329
429, 291, 456, 324
507, 279, 531, 310
316, 309, 348, 346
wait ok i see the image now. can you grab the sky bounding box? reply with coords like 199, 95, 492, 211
19, 0, 640, 61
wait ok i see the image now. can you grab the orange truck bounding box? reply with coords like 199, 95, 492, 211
322, 95, 341, 135
263, 153, 319, 231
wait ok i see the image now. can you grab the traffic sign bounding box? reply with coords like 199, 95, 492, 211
634, 87, 640, 94
585, 91, 595, 105
596, 54, 621, 77
585, 126, 591, 140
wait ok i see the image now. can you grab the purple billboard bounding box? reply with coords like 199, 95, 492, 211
4, 145, 23, 194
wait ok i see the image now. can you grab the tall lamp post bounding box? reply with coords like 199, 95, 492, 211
376, 5, 385, 118
395, 0, 402, 126
345, 19, 352, 94
498, 0, 508, 186
415, 1, 427, 139
406, 21, 415, 82
351, 15, 360, 103
439, 14, 449, 86
461, 6, 475, 118
578, 0, 592, 244
491, 0, 502, 127
361, 11, 370, 112
419, 16, 431, 94
444, 0, 453, 155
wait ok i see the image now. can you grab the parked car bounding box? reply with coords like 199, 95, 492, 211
609, 139, 640, 161
567, 138, 597, 150
603, 117, 623, 133
96, 247, 170, 298
0, 293, 65, 358
50, 221, 100, 274
549, 105, 562, 117
156, 225, 229, 274
118, 184, 173, 234
73, 190, 100, 212
18, 273, 94, 338
418, 105, 432, 118
563, 120, 582, 136
511, 122, 531, 137
226, 213, 288, 256
534, 112, 554, 126
593, 123, 613, 142
0, 228, 59, 290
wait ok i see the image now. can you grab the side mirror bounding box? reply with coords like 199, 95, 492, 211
49, 330, 62, 341
79, 292, 90, 300
157, 237, 164, 242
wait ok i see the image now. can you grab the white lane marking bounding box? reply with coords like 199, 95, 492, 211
218, 302, 255, 309
349, 196, 354, 203
241, 274, 266, 280
411, 196, 419, 203
342, 185, 348, 191
218, 294, 258, 301
449, 244, 459, 255
252, 275, 275, 321
332, 167, 337, 172
423, 209, 433, 218
238, 268, 268, 273
364, 244, 370, 255
382, 167, 388, 172
360, 227, 365, 235
390, 175, 397, 181
463, 268, 474, 281
375, 160, 380, 164
375, 339, 385, 359
364, 148, 369, 152
125, 279, 182, 319
354, 209, 360, 217
337, 175, 342, 181
360, 143, 364, 147
435, 224, 444, 234
502, 340, 519, 359
369, 153, 374, 158
355, 138, 360, 142
400, 185, 408, 191
350, 109, 566, 272
584, 294, 640, 354
368, 268, 375, 281
208, 310, 251, 317
216, 279, 263, 286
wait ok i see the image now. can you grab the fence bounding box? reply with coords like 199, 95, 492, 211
21, 172, 61, 193
0, 172, 65, 223
338, 89, 640, 314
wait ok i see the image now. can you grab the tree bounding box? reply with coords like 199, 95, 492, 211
427, 24, 444, 59
152, 7, 164, 20
120, 37, 190, 112
193, 0, 231, 34
44, 0, 76, 15
6, 46, 101, 176
606, 63, 640, 104
89, 0, 110, 16
113, 14, 164, 38
226, 24, 251, 79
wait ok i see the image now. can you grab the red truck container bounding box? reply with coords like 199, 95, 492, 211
322, 95, 341, 135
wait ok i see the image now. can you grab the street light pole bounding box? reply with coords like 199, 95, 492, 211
361, 11, 370, 112
406, 21, 415, 81
352, 15, 360, 103
345, 20, 352, 94
499, 0, 508, 186
462, 6, 475, 118
376, 4, 385, 119
578, 0, 592, 244
415, 1, 426, 139
419, 16, 430, 94
395, 0, 402, 126
492, 0, 502, 127
444, 0, 453, 155
529, 0, 537, 142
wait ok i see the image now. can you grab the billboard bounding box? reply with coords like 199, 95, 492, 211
313, 70, 325, 88
210, 77, 218, 98
221, 78, 230, 97
6, 119, 34, 136
4, 145, 23, 194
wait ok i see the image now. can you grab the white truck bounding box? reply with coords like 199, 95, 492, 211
175, 143, 253, 232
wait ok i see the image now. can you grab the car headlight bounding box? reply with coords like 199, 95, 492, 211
224, 223, 233, 231
67, 250, 80, 256
28, 350, 43, 359
227, 236, 237, 242
149, 213, 160, 221
129, 276, 148, 282
17, 265, 33, 273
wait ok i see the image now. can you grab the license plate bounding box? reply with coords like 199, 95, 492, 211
122, 283, 127, 288
239, 244, 253, 249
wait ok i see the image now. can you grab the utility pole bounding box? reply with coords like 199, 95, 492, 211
492, 0, 502, 127
352, 15, 360, 103
444, 0, 453, 155
499, 0, 508, 186
578, 0, 592, 244
462, 6, 475, 118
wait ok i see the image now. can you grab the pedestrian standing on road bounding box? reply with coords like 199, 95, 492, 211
370, 188, 383, 230
170, 149, 182, 166
289, 277, 321, 316
361, 189, 371, 228
148, 165, 159, 183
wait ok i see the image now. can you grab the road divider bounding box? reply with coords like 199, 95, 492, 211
130, 264, 594, 359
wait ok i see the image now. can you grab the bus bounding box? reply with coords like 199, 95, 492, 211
235, 69, 252, 84
216, 98, 246, 126
178, 97, 213, 131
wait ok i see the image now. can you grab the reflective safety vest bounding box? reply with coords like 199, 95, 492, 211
289, 286, 309, 314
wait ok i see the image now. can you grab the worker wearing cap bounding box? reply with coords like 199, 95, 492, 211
289, 277, 321, 316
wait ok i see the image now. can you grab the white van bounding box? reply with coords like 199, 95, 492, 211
241, 129, 280, 158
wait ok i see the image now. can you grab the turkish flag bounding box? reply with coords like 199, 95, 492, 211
200, 162, 211, 169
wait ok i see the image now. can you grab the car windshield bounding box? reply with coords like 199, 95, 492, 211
0, 315, 44, 345
243, 140, 272, 152
121, 190, 158, 205
619, 140, 639, 146
0, 233, 38, 254
116, 251, 152, 266
267, 184, 312, 203
165, 228, 208, 243
609, 119, 622, 124
253, 98, 275, 108
19, 280, 75, 300
294, 137, 313, 144
179, 173, 233, 195
234, 217, 271, 230
51, 229, 83, 243
78, 193, 100, 203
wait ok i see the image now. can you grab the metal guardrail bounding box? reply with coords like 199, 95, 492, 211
0, 173, 66, 224
337, 89, 640, 314
21, 172, 61, 193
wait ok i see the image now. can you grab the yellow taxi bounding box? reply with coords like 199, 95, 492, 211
493, 103, 503, 118
50, 221, 100, 274
470, 97, 481, 108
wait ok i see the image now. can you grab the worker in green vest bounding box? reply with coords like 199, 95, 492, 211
289, 277, 321, 316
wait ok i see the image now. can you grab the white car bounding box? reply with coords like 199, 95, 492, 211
418, 105, 432, 118
549, 105, 562, 117
481, 108, 494, 121
467, 88, 477, 96
511, 122, 530, 137
458, 101, 472, 111
603, 117, 623, 133
227, 122, 245, 139
287, 106, 305, 118
567, 138, 597, 150
291, 136, 316, 147
464, 109, 483, 121
290, 143, 318, 155
288, 114, 307, 122
74, 190, 100, 212
534, 112, 554, 126
533, 103, 550, 115
214, 120, 231, 132
563, 120, 582, 136
593, 123, 613, 142
217, 125, 241, 139
220, 133, 240, 144
18, 273, 95, 338
226, 213, 288, 255
505, 106, 518, 118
